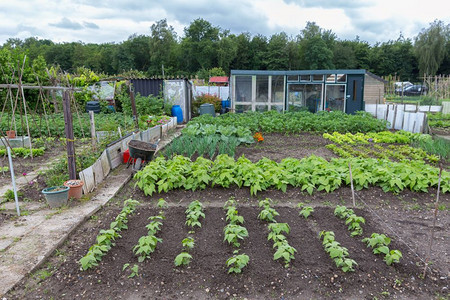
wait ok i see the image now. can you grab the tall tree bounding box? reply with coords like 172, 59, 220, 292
415, 20, 449, 76
148, 19, 178, 76
265, 32, 289, 70
298, 22, 335, 69
181, 18, 220, 73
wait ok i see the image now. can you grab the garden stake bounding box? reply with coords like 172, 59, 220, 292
422, 166, 442, 279
89, 111, 97, 151
349, 162, 356, 207
7, 146, 20, 216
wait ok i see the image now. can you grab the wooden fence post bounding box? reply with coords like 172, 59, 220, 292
89, 110, 96, 150
63, 91, 77, 180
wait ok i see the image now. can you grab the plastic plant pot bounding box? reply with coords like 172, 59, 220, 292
64, 180, 84, 199
42, 186, 69, 208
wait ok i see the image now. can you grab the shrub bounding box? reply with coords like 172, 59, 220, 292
192, 93, 222, 117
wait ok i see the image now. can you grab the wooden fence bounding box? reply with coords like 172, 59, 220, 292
78, 117, 177, 194
365, 104, 442, 133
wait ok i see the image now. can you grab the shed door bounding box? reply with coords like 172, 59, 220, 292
346, 75, 363, 114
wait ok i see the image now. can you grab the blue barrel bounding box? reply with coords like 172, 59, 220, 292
86, 101, 101, 113
199, 103, 215, 117
171, 105, 183, 124
221, 100, 230, 108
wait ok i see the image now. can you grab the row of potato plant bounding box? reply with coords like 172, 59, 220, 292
133, 211, 164, 262
223, 198, 250, 274
174, 200, 205, 267
362, 233, 403, 266
79, 199, 139, 270
320, 231, 357, 272
334, 205, 365, 237
189, 111, 388, 134
135, 155, 450, 196
258, 198, 297, 268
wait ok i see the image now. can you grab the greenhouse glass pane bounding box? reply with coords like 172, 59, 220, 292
325, 85, 345, 112
256, 76, 269, 103
271, 75, 284, 103
235, 76, 252, 102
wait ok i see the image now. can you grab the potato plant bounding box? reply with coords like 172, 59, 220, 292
297, 202, 314, 219
334, 205, 365, 236
226, 252, 250, 274
258, 198, 279, 222
135, 154, 450, 197
362, 233, 402, 266
320, 231, 357, 272
223, 199, 250, 273
185, 200, 205, 228
79, 199, 139, 270
133, 213, 164, 262
258, 199, 297, 267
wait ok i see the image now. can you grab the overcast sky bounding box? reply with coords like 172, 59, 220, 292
1, 0, 449, 45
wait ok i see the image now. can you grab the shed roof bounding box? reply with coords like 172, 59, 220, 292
209, 76, 229, 83
230, 69, 367, 76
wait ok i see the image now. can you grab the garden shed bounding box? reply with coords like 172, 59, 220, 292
230, 69, 385, 114
130, 78, 193, 122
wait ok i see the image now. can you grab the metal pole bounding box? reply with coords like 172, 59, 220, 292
7, 146, 20, 216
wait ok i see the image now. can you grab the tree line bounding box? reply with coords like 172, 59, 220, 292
0, 18, 449, 86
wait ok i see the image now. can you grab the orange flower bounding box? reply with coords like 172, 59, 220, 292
253, 132, 264, 142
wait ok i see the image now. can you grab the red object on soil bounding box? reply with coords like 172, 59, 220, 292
123, 149, 136, 164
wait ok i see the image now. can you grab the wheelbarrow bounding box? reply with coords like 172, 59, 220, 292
126, 139, 160, 171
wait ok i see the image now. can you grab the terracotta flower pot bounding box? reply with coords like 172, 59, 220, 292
6, 130, 16, 139
63, 179, 84, 199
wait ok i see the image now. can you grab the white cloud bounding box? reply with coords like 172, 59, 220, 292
0, 0, 449, 45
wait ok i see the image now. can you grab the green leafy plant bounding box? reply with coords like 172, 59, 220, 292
226, 253, 250, 274
133, 212, 164, 262
362, 233, 402, 266
223, 224, 248, 248
123, 263, 139, 278
297, 202, 314, 219
345, 214, 365, 236
320, 231, 357, 272
174, 252, 193, 266
185, 200, 205, 228
79, 199, 139, 270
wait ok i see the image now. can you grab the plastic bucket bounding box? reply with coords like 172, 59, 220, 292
42, 186, 69, 208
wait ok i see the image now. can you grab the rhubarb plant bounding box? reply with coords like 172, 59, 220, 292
320, 231, 357, 272
79, 199, 139, 271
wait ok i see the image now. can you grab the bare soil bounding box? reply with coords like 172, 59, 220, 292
236, 132, 337, 162
5, 133, 450, 299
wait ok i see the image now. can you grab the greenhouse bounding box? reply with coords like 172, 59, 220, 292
230, 69, 385, 114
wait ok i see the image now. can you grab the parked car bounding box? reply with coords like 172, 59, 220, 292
395, 84, 428, 96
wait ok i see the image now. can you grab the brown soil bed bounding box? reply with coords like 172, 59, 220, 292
5, 133, 449, 299
6, 183, 449, 299
235, 132, 337, 162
